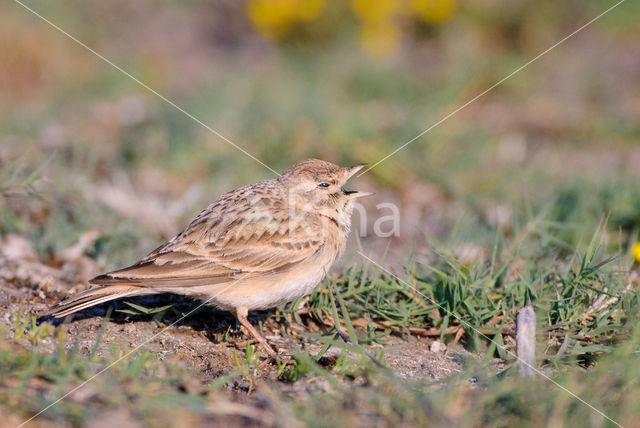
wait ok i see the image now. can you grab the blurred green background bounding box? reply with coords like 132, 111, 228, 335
1, 0, 639, 269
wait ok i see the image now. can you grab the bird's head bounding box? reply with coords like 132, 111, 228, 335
280, 158, 374, 217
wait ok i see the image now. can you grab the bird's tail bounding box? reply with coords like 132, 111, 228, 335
48, 284, 156, 318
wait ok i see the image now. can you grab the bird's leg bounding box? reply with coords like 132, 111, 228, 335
234, 306, 277, 358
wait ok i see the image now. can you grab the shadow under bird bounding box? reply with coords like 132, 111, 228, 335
48, 159, 373, 357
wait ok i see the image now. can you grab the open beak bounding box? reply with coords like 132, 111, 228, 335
343, 163, 375, 199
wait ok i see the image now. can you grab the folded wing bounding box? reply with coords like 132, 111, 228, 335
91, 211, 326, 288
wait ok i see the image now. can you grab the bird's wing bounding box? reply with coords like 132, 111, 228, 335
91, 207, 328, 288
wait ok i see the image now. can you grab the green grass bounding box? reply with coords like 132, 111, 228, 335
288, 215, 636, 363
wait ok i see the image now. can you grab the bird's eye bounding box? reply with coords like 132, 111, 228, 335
318, 182, 330, 188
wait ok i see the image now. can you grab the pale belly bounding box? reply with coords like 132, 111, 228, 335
188, 262, 330, 311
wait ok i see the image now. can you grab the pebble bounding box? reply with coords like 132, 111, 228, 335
430, 340, 446, 353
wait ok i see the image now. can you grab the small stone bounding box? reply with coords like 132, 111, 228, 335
430, 341, 446, 353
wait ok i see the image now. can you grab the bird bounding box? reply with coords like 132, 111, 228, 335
48, 159, 373, 357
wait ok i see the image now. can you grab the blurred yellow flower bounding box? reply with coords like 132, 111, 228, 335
247, 0, 457, 55
359, 20, 401, 57
351, 0, 399, 23
411, 0, 457, 25
247, 0, 325, 39
632, 242, 640, 263
294, 0, 324, 21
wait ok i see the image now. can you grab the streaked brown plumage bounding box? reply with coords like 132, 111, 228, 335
48, 159, 372, 356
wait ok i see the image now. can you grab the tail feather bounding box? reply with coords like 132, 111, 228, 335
48, 285, 156, 318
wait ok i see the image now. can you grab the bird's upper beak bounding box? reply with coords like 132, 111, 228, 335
343, 163, 375, 199
345, 163, 368, 179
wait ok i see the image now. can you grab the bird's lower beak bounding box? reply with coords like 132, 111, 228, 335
343, 189, 375, 199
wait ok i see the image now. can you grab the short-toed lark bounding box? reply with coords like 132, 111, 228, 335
49, 159, 373, 356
